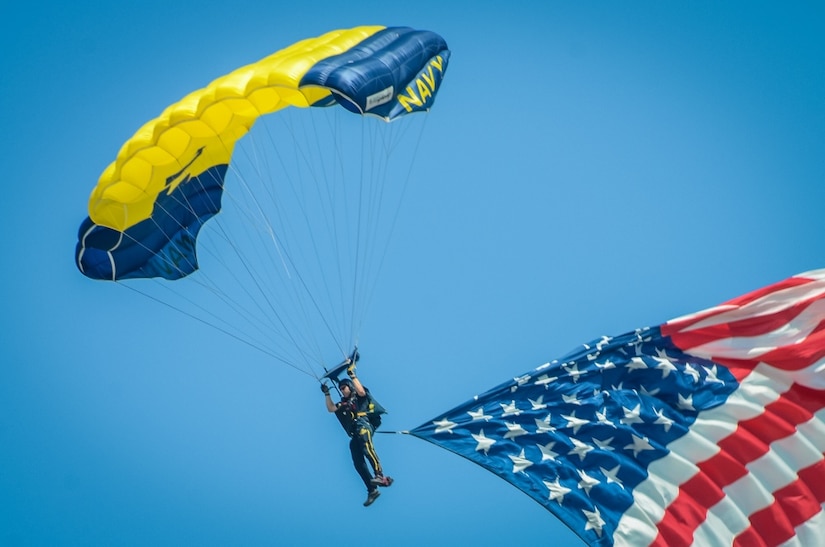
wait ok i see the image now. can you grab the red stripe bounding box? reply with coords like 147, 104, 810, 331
661, 307, 731, 336
717, 383, 818, 461
651, 441, 750, 546
663, 276, 815, 334
717, 404, 800, 461
723, 276, 814, 308
668, 319, 825, 373
732, 460, 825, 547
651, 384, 823, 545
714, 358, 758, 382
783, 383, 825, 414
666, 298, 818, 347
650, 475, 719, 547
751, 322, 825, 371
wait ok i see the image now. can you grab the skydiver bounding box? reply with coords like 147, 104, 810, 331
321, 358, 392, 507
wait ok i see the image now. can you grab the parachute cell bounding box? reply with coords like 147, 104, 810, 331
75, 26, 450, 281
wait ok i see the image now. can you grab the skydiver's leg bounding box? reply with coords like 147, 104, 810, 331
349, 436, 373, 491
356, 422, 383, 477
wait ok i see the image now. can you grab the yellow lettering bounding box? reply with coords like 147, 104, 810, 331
396, 56, 445, 113
397, 85, 422, 112
416, 78, 432, 103
421, 65, 436, 91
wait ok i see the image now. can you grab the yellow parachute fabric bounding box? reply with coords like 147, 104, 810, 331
76, 26, 450, 371
88, 26, 384, 232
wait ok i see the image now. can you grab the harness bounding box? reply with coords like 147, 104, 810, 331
335, 388, 386, 434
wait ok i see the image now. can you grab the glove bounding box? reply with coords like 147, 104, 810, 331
346, 362, 356, 378
320, 383, 330, 395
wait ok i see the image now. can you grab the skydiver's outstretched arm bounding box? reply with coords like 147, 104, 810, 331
321, 384, 337, 412
347, 359, 367, 397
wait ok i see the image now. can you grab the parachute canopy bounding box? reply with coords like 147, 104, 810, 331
76, 26, 449, 281
411, 270, 825, 546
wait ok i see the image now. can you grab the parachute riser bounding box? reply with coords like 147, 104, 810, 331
320, 346, 360, 394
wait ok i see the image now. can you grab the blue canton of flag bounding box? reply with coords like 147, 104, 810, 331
411, 328, 738, 546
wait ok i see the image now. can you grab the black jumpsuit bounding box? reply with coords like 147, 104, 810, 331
336, 389, 383, 492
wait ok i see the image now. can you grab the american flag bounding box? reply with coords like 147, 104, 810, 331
411, 270, 825, 546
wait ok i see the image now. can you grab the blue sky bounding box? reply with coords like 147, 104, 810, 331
3, 2, 824, 545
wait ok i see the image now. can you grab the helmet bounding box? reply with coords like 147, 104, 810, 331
338, 378, 355, 390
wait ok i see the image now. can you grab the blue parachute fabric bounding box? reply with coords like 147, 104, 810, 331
75, 26, 450, 282
301, 27, 450, 119
76, 165, 226, 280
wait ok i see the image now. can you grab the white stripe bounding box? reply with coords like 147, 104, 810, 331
795, 269, 825, 282
617, 425, 736, 545
107, 251, 117, 280
77, 220, 123, 280
108, 229, 126, 280
77, 247, 86, 273
77, 222, 98, 275
684, 299, 825, 361
615, 368, 789, 545
668, 304, 737, 327
667, 271, 825, 328
613, 472, 677, 547
675, 279, 825, 334
780, 356, 825, 391
777, 505, 825, 547
692, 500, 748, 547
692, 409, 825, 545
